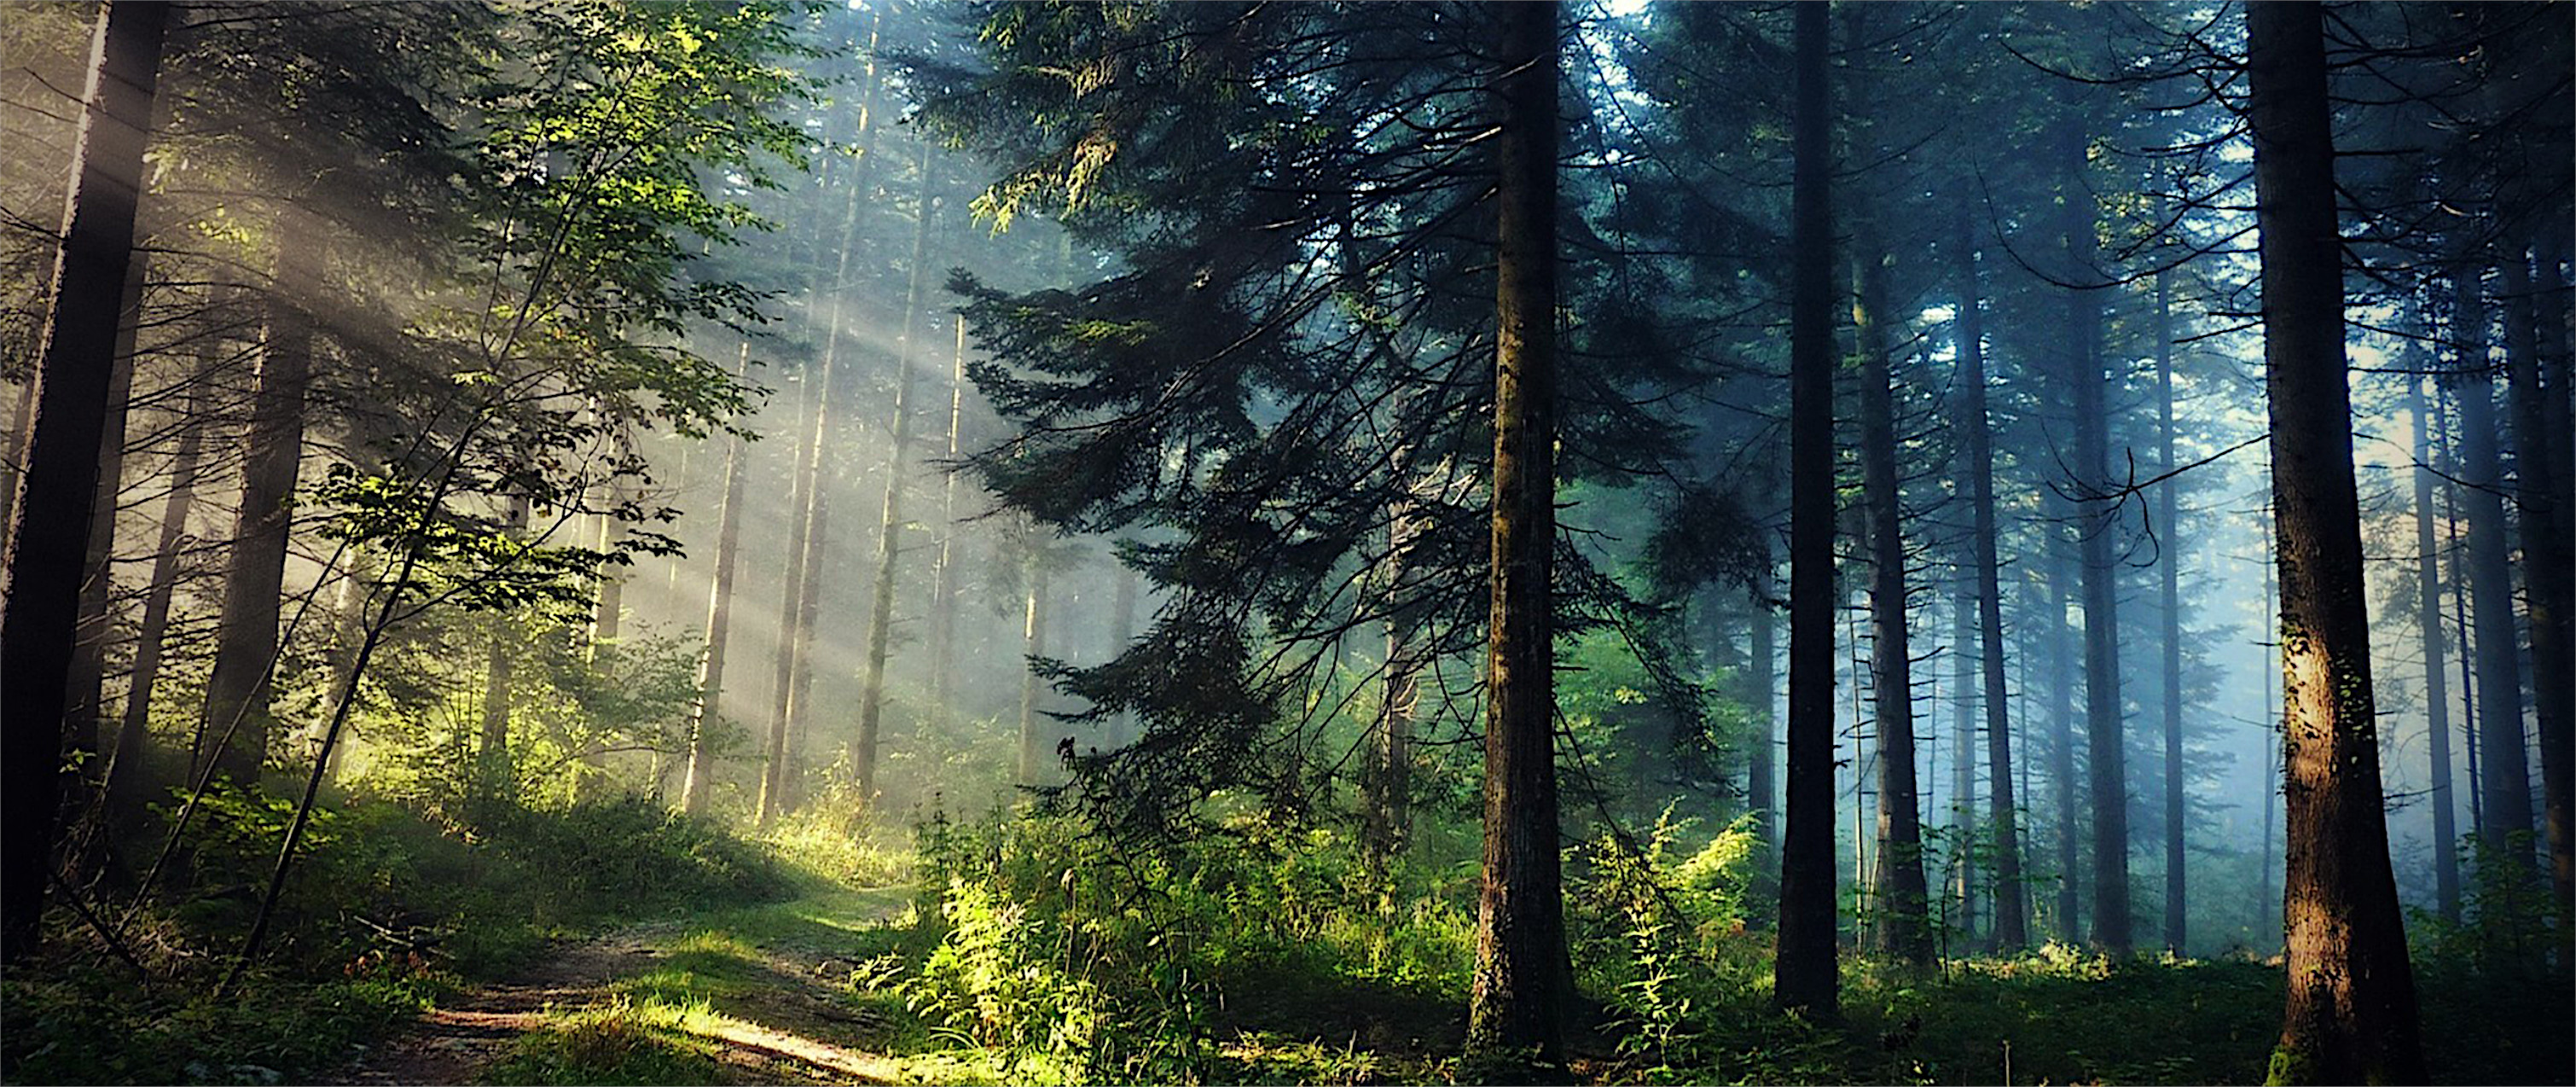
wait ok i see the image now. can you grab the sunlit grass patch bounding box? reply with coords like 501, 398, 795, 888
484, 996, 735, 1086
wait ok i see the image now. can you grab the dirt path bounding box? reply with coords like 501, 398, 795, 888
328, 902, 908, 1085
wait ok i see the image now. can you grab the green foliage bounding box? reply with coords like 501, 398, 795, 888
484, 995, 737, 1086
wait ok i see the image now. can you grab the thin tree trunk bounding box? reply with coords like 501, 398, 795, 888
1954, 197, 2025, 950
1775, 0, 1840, 1021
854, 142, 937, 814
756, 376, 813, 824
1467, 2, 1569, 1063
201, 217, 321, 787
1951, 578, 1976, 943
109, 329, 213, 826
2048, 548, 2081, 944
2452, 264, 2535, 872
928, 307, 969, 726
1855, 236, 1929, 965
1107, 564, 1137, 749
2411, 374, 2463, 924
2501, 243, 2575, 914
2155, 265, 2188, 954
1749, 561, 1778, 899
479, 496, 526, 793
1014, 544, 1050, 785
2248, 8, 2427, 1078
67, 254, 148, 783
0, 0, 168, 965
2062, 125, 2130, 956
1366, 510, 1419, 863
681, 346, 753, 817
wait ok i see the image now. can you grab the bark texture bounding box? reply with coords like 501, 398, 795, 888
2248, 6, 2427, 1080
1855, 240, 1929, 965
1954, 199, 2025, 950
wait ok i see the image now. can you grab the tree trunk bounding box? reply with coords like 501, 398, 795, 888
0, 0, 167, 962
1854, 237, 1929, 965
201, 218, 321, 788
2410, 375, 2463, 925
479, 497, 526, 793
1466, 2, 1569, 1063
929, 305, 970, 727
1107, 564, 1137, 749
2246, 6, 2428, 1079
1950, 578, 1976, 944
2154, 265, 2188, 954
854, 142, 937, 815
1014, 544, 1050, 785
67, 254, 148, 787
681, 347, 753, 817
2062, 125, 2130, 956
756, 374, 814, 824
2451, 265, 2535, 873
109, 328, 213, 828
0, 380, 34, 544
2047, 548, 2081, 943
1954, 198, 2025, 950
1748, 562, 1778, 898
1774, 0, 1840, 1021
2501, 243, 2574, 915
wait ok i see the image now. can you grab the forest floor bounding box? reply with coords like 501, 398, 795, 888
328, 886, 914, 1086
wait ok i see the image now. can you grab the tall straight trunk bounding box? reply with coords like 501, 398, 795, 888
580, 491, 625, 798
1854, 239, 1929, 965
109, 330, 212, 825
2047, 549, 2081, 942
1749, 562, 1777, 886
854, 143, 937, 813
1774, 0, 1840, 1020
0, 0, 168, 964
774, 24, 882, 817
1366, 502, 1420, 863
202, 224, 318, 788
2446, 382, 2482, 846
2154, 266, 2188, 953
2411, 376, 2463, 924
681, 347, 752, 817
1950, 578, 1976, 941
67, 253, 148, 777
1107, 565, 1137, 749
2248, 5, 2427, 1078
1954, 198, 2025, 949
479, 497, 526, 790
2451, 266, 2535, 869
2501, 244, 2575, 912
1467, 1, 1568, 1061
2062, 128, 2131, 956
1014, 547, 1050, 785
929, 312, 969, 725
755, 376, 814, 824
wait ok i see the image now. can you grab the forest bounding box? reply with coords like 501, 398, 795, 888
0, 1, 2569, 1084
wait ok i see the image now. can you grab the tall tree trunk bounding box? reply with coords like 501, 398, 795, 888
1954, 198, 2025, 950
681, 347, 752, 817
1774, 0, 1840, 1020
67, 254, 148, 786
2047, 548, 2081, 943
2247, 6, 2427, 1078
854, 142, 937, 815
755, 372, 814, 823
2451, 265, 2535, 872
1748, 561, 1778, 899
2501, 243, 2575, 914
201, 218, 320, 787
1854, 237, 1929, 965
1014, 544, 1050, 786
479, 497, 526, 793
2411, 375, 2463, 924
0, 0, 168, 965
1107, 564, 1137, 749
928, 308, 970, 727
1466, 2, 1569, 1063
2062, 126, 2131, 956
1950, 578, 1976, 943
2154, 265, 2188, 954
109, 328, 213, 827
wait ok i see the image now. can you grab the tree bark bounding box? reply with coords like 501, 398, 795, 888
1748, 562, 1778, 897
2451, 264, 2535, 872
2246, 6, 2427, 1079
66, 254, 148, 786
2155, 265, 2187, 954
2409, 375, 2463, 924
201, 217, 321, 788
2500, 243, 2574, 914
1014, 544, 1050, 786
854, 142, 937, 814
929, 305, 970, 728
1467, 1, 1569, 1063
2061, 125, 2130, 956
2047, 546, 2081, 943
1854, 237, 1929, 965
1953, 197, 2025, 950
1774, 0, 1840, 1021
109, 326, 214, 827
681, 346, 752, 817
0, 0, 167, 963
